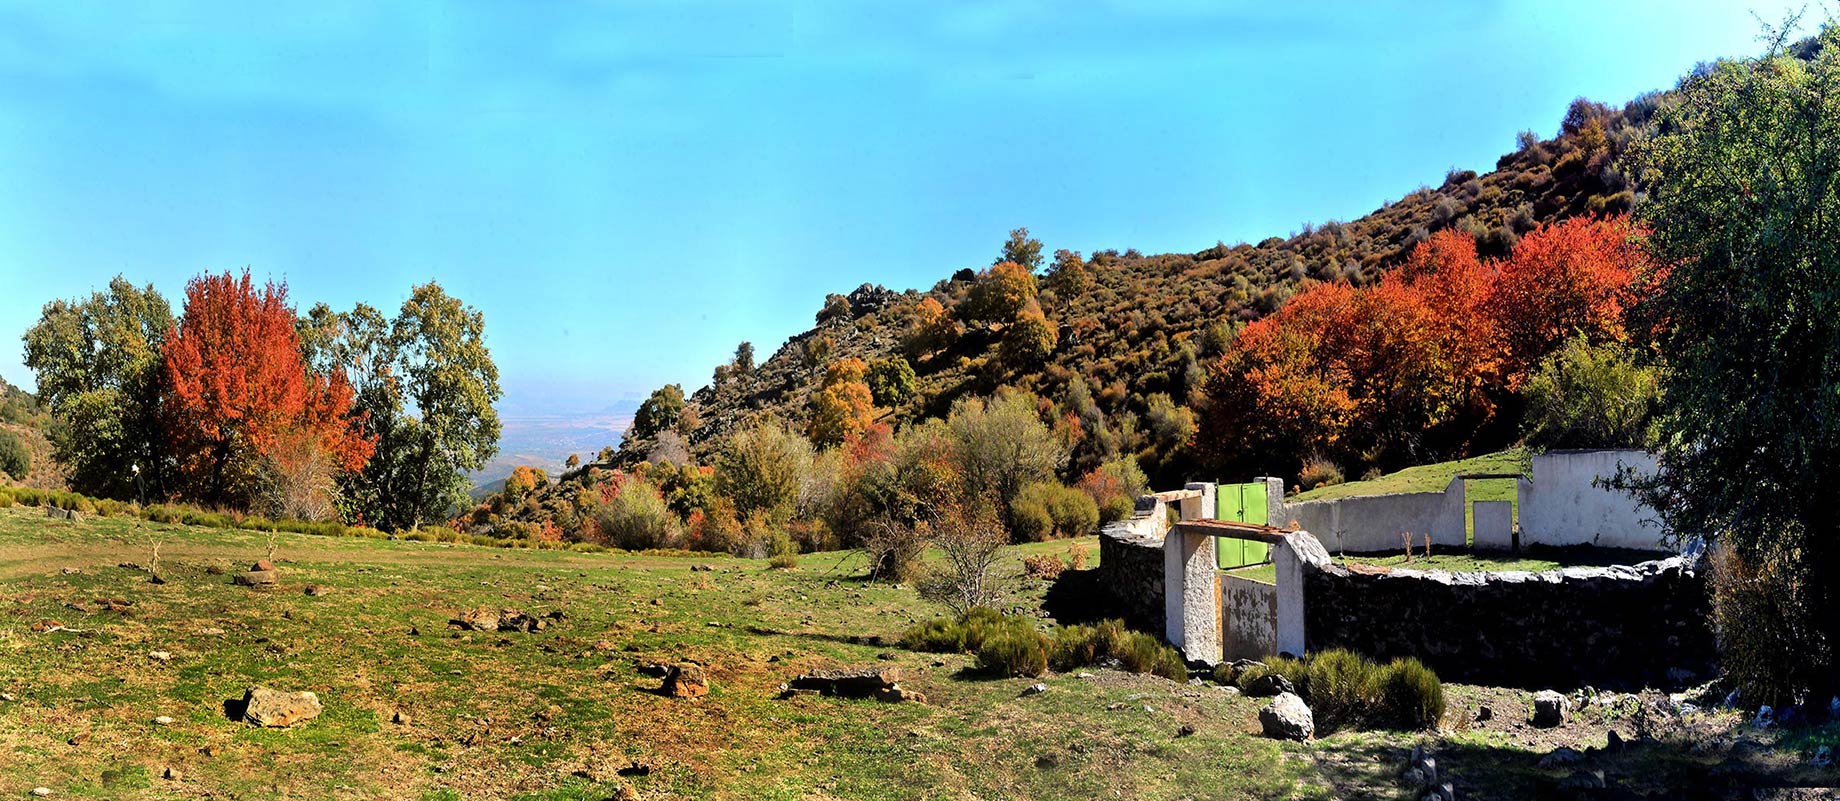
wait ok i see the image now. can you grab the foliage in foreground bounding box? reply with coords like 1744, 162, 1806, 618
1623, 20, 1840, 705
902, 609, 1187, 682
1222, 649, 1444, 733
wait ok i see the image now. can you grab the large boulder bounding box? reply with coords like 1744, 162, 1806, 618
663, 664, 709, 698
242, 686, 322, 727
786, 667, 904, 698
233, 570, 277, 587
1532, 690, 1569, 728
1259, 692, 1315, 741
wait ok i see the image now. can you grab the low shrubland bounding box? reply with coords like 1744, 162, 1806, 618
903, 608, 1187, 682
1220, 648, 1444, 733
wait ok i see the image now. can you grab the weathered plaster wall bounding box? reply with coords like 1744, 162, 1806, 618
1301, 553, 1714, 689
1520, 450, 1665, 550
1473, 500, 1513, 550
1281, 480, 1466, 553
1221, 574, 1277, 662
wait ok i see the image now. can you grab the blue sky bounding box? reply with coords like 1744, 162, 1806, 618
0, 1, 1804, 415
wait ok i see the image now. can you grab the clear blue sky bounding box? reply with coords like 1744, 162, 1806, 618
0, 1, 1804, 416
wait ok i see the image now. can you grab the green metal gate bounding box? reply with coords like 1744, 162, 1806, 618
1215, 482, 1270, 569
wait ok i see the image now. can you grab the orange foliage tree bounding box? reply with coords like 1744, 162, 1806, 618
807, 357, 876, 447
1197, 216, 1645, 481
162, 270, 374, 508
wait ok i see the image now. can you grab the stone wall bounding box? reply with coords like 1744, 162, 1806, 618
1222, 574, 1277, 661
1301, 554, 1714, 689
1098, 498, 1170, 634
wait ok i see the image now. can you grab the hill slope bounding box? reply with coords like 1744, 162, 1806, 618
641, 93, 1661, 484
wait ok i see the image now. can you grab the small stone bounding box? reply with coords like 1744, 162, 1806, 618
1176, 723, 1196, 737
162, 766, 181, 781
1020, 683, 1048, 697
1558, 769, 1606, 790
1244, 672, 1294, 698
149, 651, 172, 662
60, 568, 78, 575
1753, 705, 1775, 729
66, 734, 87, 746
153, 716, 175, 726
1606, 729, 1625, 754
1259, 692, 1314, 740
1475, 705, 1492, 722
303, 584, 328, 597
391, 710, 408, 725
31, 788, 51, 797
1531, 690, 1568, 728
612, 785, 640, 801
251, 560, 276, 572
1, 692, 17, 702
1076, 672, 1095, 679
233, 570, 277, 587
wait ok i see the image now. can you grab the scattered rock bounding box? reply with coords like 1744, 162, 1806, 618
450, 607, 548, 633
1420, 783, 1455, 801
233, 570, 277, 588
162, 766, 181, 781
786, 667, 905, 699
391, 710, 408, 725
451, 607, 500, 632
303, 584, 328, 597
1539, 746, 1584, 769
1475, 705, 1492, 722
1244, 672, 1294, 698
662, 664, 709, 698
149, 650, 172, 662
204, 565, 225, 575
252, 560, 276, 572
1531, 690, 1569, 728
1258, 692, 1314, 741
1075, 672, 1095, 680
0, 692, 14, 702
497, 610, 547, 633
153, 716, 175, 726
635, 661, 671, 678
60, 567, 79, 575
1606, 729, 1626, 754
611, 785, 640, 801
1557, 769, 1606, 790
31, 788, 52, 797
1753, 705, 1774, 729
241, 686, 323, 727
873, 685, 926, 704
1176, 723, 1196, 737
1020, 683, 1048, 697
690, 564, 716, 572
66, 734, 87, 746
1222, 659, 1266, 684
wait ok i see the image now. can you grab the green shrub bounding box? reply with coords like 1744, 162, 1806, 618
0, 430, 28, 480
1098, 494, 1135, 525
0, 490, 13, 509
1379, 657, 1445, 730
1009, 483, 1058, 542
976, 630, 1048, 678
1048, 624, 1103, 671
767, 530, 798, 569
1046, 485, 1099, 537
1303, 649, 1383, 733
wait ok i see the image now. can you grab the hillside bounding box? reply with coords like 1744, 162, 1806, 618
646, 93, 1661, 486
0, 375, 61, 491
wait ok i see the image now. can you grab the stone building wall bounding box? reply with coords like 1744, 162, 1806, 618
1098, 497, 1171, 634
1301, 555, 1714, 689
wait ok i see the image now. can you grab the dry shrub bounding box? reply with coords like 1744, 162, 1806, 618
1022, 553, 1065, 580
1298, 455, 1345, 491
1065, 541, 1089, 570
1710, 545, 1828, 708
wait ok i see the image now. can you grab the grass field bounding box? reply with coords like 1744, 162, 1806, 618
1, 506, 1827, 799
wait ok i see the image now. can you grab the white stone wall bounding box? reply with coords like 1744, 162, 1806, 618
1519, 449, 1666, 550
1280, 479, 1466, 553
1221, 574, 1277, 661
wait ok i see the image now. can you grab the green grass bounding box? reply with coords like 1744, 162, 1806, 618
1287, 448, 1530, 544
0, 511, 1335, 800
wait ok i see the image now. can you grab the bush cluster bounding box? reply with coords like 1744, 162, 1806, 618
901, 609, 1186, 682
1222, 649, 1443, 733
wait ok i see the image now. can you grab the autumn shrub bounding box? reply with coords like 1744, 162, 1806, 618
1009, 483, 1057, 542
1709, 546, 1820, 708
1022, 553, 1065, 580
1298, 456, 1344, 491
1379, 657, 1446, 730
1065, 540, 1089, 570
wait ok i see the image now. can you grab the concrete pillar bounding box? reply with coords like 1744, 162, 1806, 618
1256, 476, 1286, 527
1164, 483, 1221, 664
1273, 529, 1330, 658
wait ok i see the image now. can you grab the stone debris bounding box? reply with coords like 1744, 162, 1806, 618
241, 686, 323, 727
45, 506, 82, 523
1243, 672, 1295, 698
303, 584, 328, 597
449, 607, 553, 633
31, 788, 52, 797
1531, 690, 1569, 727
780, 667, 923, 703
1020, 683, 1048, 697
153, 716, 175, 726
662, 663, 709, 698
149, 651, 172, 662
1401, 743, 1439, 788
1259, 692, 1314, 740
162, 766, 181, 781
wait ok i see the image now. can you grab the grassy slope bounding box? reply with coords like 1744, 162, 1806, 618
0, 511, 1322, 800
0, 509, 1828, 799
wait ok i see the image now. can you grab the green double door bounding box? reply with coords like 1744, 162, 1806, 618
1216, 482, 1270, 570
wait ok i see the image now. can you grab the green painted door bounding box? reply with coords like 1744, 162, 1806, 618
1215, 482, 1270, 569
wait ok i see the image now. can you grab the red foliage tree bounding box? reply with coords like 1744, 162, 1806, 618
162, 270, 373, 507
1487, 215, 1647, 386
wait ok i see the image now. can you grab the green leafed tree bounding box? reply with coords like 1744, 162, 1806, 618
303, 284, 501, 530
945, 391, 1065, 530
21, 277, 173, 499
866, 356, 917, 407
1624, 21, 1840, 703
713, 418, 812, 526
997, 227, 1045, 272
624, 384, 685, 449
